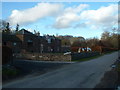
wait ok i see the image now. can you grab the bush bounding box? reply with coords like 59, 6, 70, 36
2, 66, 20, 80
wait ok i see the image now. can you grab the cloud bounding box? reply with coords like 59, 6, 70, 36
53, 4, 89, 29
8, 3, 118, 31
74, 23, 87, 28
53, 13, 81, 29
8, 3, 62, 25
80, 4, 118, 30
64, 4, 89, 13
27, 28, 34, 32
53, 4, 118, 30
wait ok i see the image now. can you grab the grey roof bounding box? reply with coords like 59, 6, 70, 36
16, 29, 34, 35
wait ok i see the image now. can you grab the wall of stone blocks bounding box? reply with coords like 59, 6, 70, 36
15, 53, 71, 62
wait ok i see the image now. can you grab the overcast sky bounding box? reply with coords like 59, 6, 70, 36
2, 2, 118, 39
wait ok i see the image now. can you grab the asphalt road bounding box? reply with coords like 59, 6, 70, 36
11, 60, 74, 75
3, 52, 118, 88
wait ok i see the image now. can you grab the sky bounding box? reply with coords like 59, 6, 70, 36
2, 2, 118, 39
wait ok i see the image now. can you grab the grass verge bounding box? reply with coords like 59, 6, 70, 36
72, 54, 103, 62
116, 63, 120, 72
72, 51, 117, 62
2, 66, 20, 81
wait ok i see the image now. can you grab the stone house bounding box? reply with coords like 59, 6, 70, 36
2, 29, 61, 54
38, 36, 48, 53
61, 45, 71, 53
44, 35, 61, 53
16, 29, 41, 53
2, 33, 22, 53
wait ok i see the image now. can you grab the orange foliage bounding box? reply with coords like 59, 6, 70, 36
71, 47, 88, 52
71, 47, 79, 52
71, 46, 118, 53
91, 46, 102, 53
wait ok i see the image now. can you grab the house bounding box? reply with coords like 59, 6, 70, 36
61, 45, 71, 53
38, 36, 48, 53
2, 29, 61, 54
2, 33, 22, 53
44, 35, 61, 53
15, 29, 41, 53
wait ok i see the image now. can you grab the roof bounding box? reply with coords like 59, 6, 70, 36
16, 29, 34, 35
44, 35, 61, 41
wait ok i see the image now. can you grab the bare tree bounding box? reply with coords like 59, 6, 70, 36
0, 20, 7, 31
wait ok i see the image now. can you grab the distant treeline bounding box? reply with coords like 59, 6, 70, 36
57, 30, 119, 50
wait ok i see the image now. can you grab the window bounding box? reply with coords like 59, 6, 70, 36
27, 42, 33, 47
51, 49, 53, 52
41, 44, 44, 53
13, 42, 17, 46
48, 39, 51, 43
57, 47, 59, 51
27, 39, 33, 47
28, 40, 32, 42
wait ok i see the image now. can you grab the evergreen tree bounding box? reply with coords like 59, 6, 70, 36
16, 24, 19, 32
5, 22, 11, 34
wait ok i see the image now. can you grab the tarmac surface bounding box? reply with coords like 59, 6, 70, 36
3, 52, 118, 88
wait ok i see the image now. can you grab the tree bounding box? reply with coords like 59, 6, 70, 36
112, 27, 118, 34
110, 34, 118, 48
70, 37, 85, 46
1, 21, 11, 34
101, 31, 119, 48
86, 37, 99, 47
61, 38, 71, 46
0, 20, 7, 31
16, 24, 19, 32
119, 34, 120, 50
71, 40, 81, 47
101, 31, 110, 40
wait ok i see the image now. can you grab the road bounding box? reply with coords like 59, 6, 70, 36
11, 60, 75, 73
3, 52, 118, 88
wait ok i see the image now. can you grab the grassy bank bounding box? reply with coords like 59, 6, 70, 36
72, 51, 116, 62
72, 54, 103, 62
2, 66, 21, 82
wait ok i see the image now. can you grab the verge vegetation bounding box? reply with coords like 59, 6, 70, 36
72, 51, 116, 62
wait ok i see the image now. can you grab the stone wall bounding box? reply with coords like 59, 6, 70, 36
16, 53, 71, 62
15, 52, 100, 62
71, 52, 100, 60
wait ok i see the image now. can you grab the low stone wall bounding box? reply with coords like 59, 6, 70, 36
71, 52, 100, 60
15, 52, 100, 61
16, 53, 71, 62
